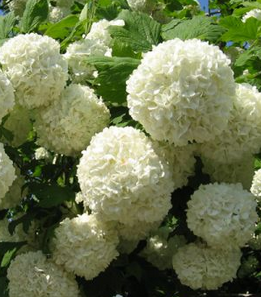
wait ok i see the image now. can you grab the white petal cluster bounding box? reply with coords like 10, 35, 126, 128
186, 183, 258, 249
52, 214, 119, 280
0, 70, 15, 123
77, 126, 174, 226
127, 0, 156, 12
0, 143, 16, 200
35, 84, 110, 156
172, 243, 242, 290
199, 84, 261, 163
202, 154, 255, 190
126, 39, 235, 146
64, 39, 111, 82
8, 0, 27, 16
49, 5, 70, 23
242, 9, 261, 22
1, 104, 31, 147
86, 19, 125, 47
152, 141, 196, 189
141, 227, 186, 270
7, 251, 80, 297
0, 33, 68, 108
0, 166, 26, 209
35, 147, 51, 161
251, 168, 261, 201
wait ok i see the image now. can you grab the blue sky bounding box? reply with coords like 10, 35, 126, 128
199, 0, 209, 11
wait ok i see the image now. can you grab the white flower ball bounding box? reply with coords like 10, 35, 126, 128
251, 168, 261, 200
141, 227, 186, 270
172, 243, 242, 290
127, 0, 156, 12
8, 0, 27, 16
64, 39, 111, 82
49, 5, 71, 23
202, 154, 255, 190
35, 147, 51, 161
86, 19, 125, 47
52, 214, 119, 280
152, 141, 196, 189
242, 9, 261, 22
127, 39, 235, 146
0, 70, 15, 123
0, 33, 68, 109
0, 143, 16, 200
7, 251, 80, 297
187, 183, 258, 249
199, 83, 261, 164
1, 104, 31, 147
77, 126, 174, 226
35, 84, 110, 156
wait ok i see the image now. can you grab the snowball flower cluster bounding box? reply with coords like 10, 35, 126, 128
172, 243, 242, 290
242, 9, 261, 22
0, 33, 68, 108
141, 227, 186, 270
199, 83, 261, 163
0, 143, 16, 200
7, 251, 80, 297
127, 0, 156, 12
127, 39, 235, 146
34, 147, 51, 161
64, 39, 111, 82
77, 126, 174, 226
251, 169, 261, 200
8, 0, 27, 16
52, 214, 119, 280
186, 183, 258, 249
1, 104, 31, 147
35, 84, 110, 156
0, 70, 15, 123
49, 5, 70, 23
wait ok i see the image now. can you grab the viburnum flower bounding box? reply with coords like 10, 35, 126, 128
0, 69, 15, 123
0, 33, 68, 108
77, 126, 174, 226
51, 214, 119, 280
1, 104, 31, 147
49, 5, 71, 23
242, 9, 261, 22
0, 143, 16, 200
64, 39, 111, 82
34, 147, 51, 161
202, 154, 255, 190
186, 183, 258, 249
251, 169, 261, 200
140, 227, 186, 270
127, 38, 235, 146
199, 83, 261, 163
35, 84, 110, 156
7, 251, 80, 297
172, 243, 242, 290
127, 0, 156, 12
7, 0, 27, 16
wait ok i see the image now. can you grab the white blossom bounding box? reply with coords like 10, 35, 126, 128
8, 0, 27, 16
0, 33, 68, 108
35, 84, 110, 156
242, 9, 261, 22
127, 0, 156, 12
34, 147, 51, 161
251, 168, 261, 200
172, 243, 242, 290
7, 251, 80, 297
0, 70, 15, 123
52, 214, 119, 280
49, 5, 71, 23
186, 183, 258, 249
127, 39, 235, 146
77, 126, 174, 226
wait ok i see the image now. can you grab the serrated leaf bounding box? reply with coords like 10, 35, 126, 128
29, 183, 75, 208
20, 0, 48, 33
44, 15, 79, 39
0, 12, 16, 39
108, 10, 161, 52
162, 16, 225, 42
86, 56, 140, 104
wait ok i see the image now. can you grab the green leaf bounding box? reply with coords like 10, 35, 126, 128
44, 15, 79, 39
161, 16, 225, 42
1, 248, 17, 267
0, 277, 8, 297
108, 10, 161, 52
29, 183, 75, 208
86, 56, 140, 104
20, 0, 49, 33
0, 12, 16, 39
0, 242, 26, 257
220, 16, 261, 42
